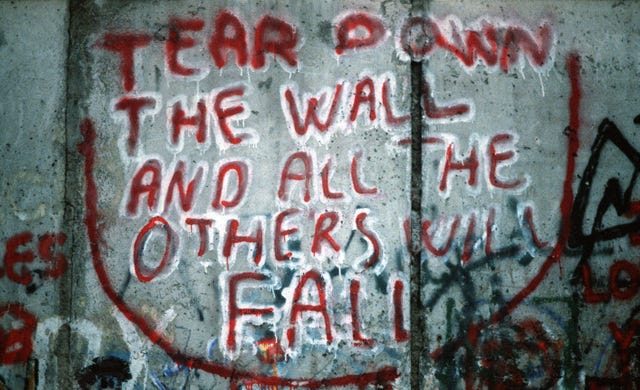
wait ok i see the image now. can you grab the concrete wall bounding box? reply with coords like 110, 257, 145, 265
1, 0, 639, 388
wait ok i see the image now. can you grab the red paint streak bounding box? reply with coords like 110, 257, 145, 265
524, 206, 549, 248
283, 84, 343, 136
335, 12, 387, 55
209, 10, 248, 68
80, 111, 400, 385
211, 160, 248, 210
251, 15, 298, 69
164, 161, 203, 213
488, 133, 524, 189
3, 232, 35, 285
351, 150, 378, 195
355, 211, 381, 269
311, 211, 341, 256
273, 208, 300, 261
114, 96, 156, 155
132, 216, 176, 283
126, 159, 162, 216
567, 55, 582, 132
350, 279, 374, 347
461, 213, 476, 265
286, 270, 333, 347
439, 143, 478, 192
422, 216, 460, 257
393, 279, 409, 342
0, 304, 37, 365
96, 33, 151, 92
214, 86, 248, 145
223, 218, 264, 266
170, 99, 208, 145
491, 53, 581, 323
397, 136, 444, 146
321, 158, 345, 200
278, 151, 312, 203
166, 18, 204, 76
227, 272, 274, 351
185, 218, 212, 257
466, 322, 482, 348
403, 218, 412, 253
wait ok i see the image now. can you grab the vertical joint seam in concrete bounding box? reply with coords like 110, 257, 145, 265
409, 0, 427, 384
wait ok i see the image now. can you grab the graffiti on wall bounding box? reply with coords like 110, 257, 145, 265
2, 3, 640, 389
79, 8, 565, 388
1, 232, 67, 364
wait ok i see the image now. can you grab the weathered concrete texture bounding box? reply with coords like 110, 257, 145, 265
0, 1, 70, 389
2, 0, 640, 389
419, 1, 640, 388
67, 0, 412, 388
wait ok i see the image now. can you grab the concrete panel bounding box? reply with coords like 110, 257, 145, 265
1, 0, 639, 389
0, 1, 69, 388
420, 1, 640, 388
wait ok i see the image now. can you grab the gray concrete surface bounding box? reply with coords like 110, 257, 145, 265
1, 0, 639, 388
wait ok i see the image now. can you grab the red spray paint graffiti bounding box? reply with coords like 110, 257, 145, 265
79, 118, 400, 387
0, 304, 38, 365
430, 54, 581, 374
